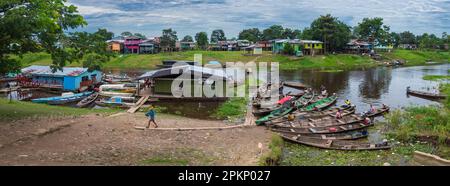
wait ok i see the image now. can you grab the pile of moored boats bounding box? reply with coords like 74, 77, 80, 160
252, 82, 391, 151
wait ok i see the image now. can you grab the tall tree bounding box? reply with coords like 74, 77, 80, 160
390, 32, 401, 48
181, 35, 194, 42
282, 28, 302, 39
262, 25, 285, 40
354, 17, 390, 45
160, 29, 178, 51
195, 32, 209, 50
309, 14, 351, 53
121, 31, 133, 37
399, 31, 416, 44
238, 28, 262, 42
210, 29, 226, 43
68, 29, 115, 71
0, 0, 86, 75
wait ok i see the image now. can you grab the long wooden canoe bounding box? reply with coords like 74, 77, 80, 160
298, 94, 337, 112
276, 130, 369, 140
76, 92, 99, 108
266, 105, 356, 125
284, 81, 308, 89
406, 87, 447, 100
270, 121, 374, 134
280, 134, 391, 150
273, 113, 364, 129
255, 92, 315, 125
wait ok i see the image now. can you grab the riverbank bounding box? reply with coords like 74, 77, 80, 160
0, 106, 271, 165
15, 49, 449, 71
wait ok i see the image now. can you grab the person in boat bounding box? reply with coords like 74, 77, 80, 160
335, 109, 342, 119
382, 103, 387, 109
320, 85, 325, 91
367, 104, 376, 114
345, 99, 351, 106
363, 117, 371, 125
321, 89, 327, 97
313, 106, 319, 111
145, 105, 158, 128
287, 113, 295, 121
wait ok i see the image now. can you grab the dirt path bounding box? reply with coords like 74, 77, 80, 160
0, 112, 272, 165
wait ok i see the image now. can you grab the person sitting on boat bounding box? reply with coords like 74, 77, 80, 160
287, 113, 295, 121
313, 106, 319, 111
320, 85, 325, 91
345, 99, 351, 106
335, 109, 342, 119
321, 89, 327, 97
363, 117, 371, 125
367, 104, 376, 114
382, 103, 387, 109
145, 105, 158, 128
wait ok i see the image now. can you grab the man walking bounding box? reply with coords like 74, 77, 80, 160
145, 105, 158, 128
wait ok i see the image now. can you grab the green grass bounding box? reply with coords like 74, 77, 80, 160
382, 49, 450, 66
281, 142, 437, 166
0, 98, 118, 121
213, 97, 248, 120
16, 49, 450, 71
260, 135, 284, 166
423, 75, 450, 81
385, 106, 450, 144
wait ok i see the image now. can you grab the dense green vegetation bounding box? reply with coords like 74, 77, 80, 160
18, 49, 448, 71
213, 98, 248, 120
0, 98, 117, 121
260, 135, 284, 166
423, 75, 450, 81
382, 50, 450, 66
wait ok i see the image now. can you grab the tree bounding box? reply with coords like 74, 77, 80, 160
121, 31, 133, 37
282, 43, 295, 55
399, 31, 416, 44
0, 0, 86, 75
309, 14, 351, 53
354, 17, 390, 44
390, 32, 401, 48
262, 25, 285, 40
210, 29, 226, 43
160, 28, 178, 52
283, 28, 302, 39
133, 33, 147, 39
238, 28, 262, 42
195, 32, 209, 50
181, 35, 194, 42
68, 29, 115, 71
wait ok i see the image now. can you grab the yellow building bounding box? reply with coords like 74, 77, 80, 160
301, 40, 324, 56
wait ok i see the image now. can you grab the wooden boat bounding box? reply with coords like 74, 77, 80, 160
283, 81, 308, 89
255, 92, 315, 125
272, 113, 364, 129
276, 130, 369, 140
76, 92, 99, 108
95, 96, 136, 108
32, 91, 93, 104
270, 121, 374, 134
266, 105, 356, 125
406, 87, 447, 100
253, 96, 297, 116
298, 94, 337, 112
362, 105, 390, 117
280, 134, 391, 150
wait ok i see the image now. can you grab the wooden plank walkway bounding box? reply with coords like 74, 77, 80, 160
127, 96, 149, 113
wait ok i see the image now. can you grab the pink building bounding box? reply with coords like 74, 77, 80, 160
124, 36, 143, 54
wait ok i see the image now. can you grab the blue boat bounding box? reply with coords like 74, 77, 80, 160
32, 92, 93, 104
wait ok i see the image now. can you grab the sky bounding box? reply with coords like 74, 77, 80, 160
68, 0, 450, 39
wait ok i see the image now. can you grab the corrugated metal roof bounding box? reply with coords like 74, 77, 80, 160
21, 65, 89, 77
138, 65, 232, 80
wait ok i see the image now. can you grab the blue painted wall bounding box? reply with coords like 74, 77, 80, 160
32, 70, 102, 91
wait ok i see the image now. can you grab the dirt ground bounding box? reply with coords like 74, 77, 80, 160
0, 112, 272, 165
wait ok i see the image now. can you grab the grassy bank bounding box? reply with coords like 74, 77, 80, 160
383, 49, 450, 66
212, 97, 247, 120
260, 135, 284, 166
17, 49, 449, 71
0, 98, 117, 122
423, 75, 450, 81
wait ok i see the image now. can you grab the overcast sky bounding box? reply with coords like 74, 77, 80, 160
68, 0, 450, 38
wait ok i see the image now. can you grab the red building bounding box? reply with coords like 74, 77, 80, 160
124, 36, 143, 54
